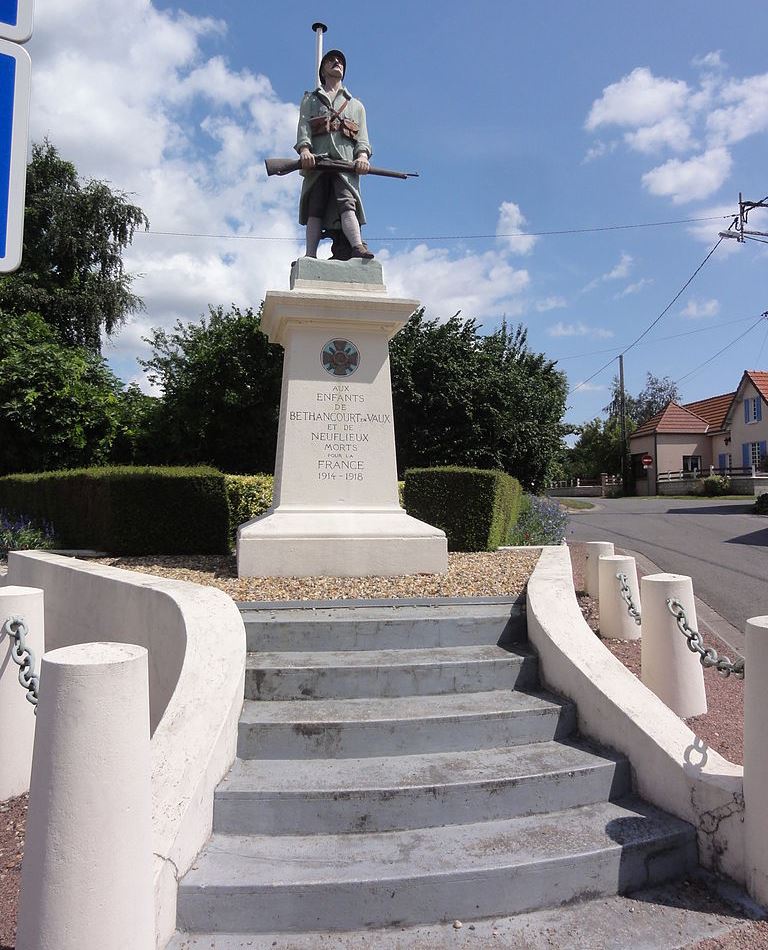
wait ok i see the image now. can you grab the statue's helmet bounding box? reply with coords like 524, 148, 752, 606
319, 49, 346, 83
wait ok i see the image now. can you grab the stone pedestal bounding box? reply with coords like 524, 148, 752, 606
237, 259, 447, 578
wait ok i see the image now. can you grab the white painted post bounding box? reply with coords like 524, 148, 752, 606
583, 541, 614, 598
598, 554, 641, 641
640, 573, 706, 719
744, 616, 768, 906
16, 643, 154, 950
0, 586, 43, 801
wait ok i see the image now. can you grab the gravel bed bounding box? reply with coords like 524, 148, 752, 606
89, 550, 540, 601
0, 794, 26, 950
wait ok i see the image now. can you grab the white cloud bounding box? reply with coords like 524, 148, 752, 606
379, 245, 529, 321
586, 67, 690, 130
624, 116, 694, 154
692, 51, 725, 71
680, 298, 720, 319
571, 381, 609, 393
641, 147, 732, 204
582, 140, 618, 163
535, 296, 567, 312
604, 252, 633, 280
547, 322, 614, 339
615, 278, 653, 298
707, 73, 768, 145
496, 201, 538, 255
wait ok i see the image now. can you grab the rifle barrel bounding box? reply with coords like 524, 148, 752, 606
264, 157, 418, 179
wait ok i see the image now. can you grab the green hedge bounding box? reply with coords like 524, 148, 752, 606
224, 474, 273, 542
403, 466, 522, 551
0, 467, 230, 555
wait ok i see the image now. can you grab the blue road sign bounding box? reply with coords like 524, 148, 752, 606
0, 1, 33, 43
0, 38, 30, 272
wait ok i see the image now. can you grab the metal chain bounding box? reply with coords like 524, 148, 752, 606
616, 572, 642, 626
2, 615, 39, 710
666, 598, 745, 679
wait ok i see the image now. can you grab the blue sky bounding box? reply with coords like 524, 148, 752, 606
24, 1, 768, 429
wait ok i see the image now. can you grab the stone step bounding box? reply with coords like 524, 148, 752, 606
168, 877, 748, 949
245, 643, 538, 700
214, 739, 630, 834
176, 797, 698, 934
237, 689, 575, 759
241, 602, 523, 653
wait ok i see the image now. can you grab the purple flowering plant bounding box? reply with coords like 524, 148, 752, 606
509, 494, 567, 546
0, 510, 57, 559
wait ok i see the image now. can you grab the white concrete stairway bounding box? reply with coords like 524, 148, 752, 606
170, 602, 697, 944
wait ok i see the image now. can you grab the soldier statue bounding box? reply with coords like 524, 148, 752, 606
295, 48, 374, 260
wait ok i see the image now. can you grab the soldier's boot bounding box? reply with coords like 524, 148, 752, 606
341, 210, 375, 260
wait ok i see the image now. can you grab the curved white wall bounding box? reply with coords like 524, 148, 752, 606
7, 551, 246, 949
527, 545, 745, 884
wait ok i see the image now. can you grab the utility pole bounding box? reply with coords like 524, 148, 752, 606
719, 193, 768, 245
618, 354, 629, 491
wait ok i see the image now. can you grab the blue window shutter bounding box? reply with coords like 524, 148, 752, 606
718, 453, 727, 469
758, 400, 763, 422
761, 441, 767, 462
745, 399, 751, 423
743, 443, 751, 467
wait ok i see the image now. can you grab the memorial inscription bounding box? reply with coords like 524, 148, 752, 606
289, 379, 393, 482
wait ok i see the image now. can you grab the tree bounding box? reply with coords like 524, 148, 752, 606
566, 417, 626, 479
140, 305, 284, 473
389, 311, 569, 490
0, 140, 149, 351
604, 372, 680, 427
0, 311, 126, 474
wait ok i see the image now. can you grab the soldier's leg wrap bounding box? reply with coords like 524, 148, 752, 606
340, 210, 363, 249
305, 217, 322, 258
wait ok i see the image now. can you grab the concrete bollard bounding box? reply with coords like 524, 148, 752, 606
0, 587, 44, 801
598, 554, 641, 641
583, 541, 614, 598
640, 573, 707, 719
744, 616, 768, 906
16, 643, 154, 950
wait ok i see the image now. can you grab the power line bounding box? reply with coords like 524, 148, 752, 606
555, 313, 760, 362
674, 313, 768, 387
570, 237, 724, 393
135, 214, 730, 244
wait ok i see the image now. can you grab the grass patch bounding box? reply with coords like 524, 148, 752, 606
558, 498, 595, 510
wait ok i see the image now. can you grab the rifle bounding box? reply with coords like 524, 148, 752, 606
265, 155, 419, 180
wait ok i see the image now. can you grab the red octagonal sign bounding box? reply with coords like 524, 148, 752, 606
641, 454, 653, 467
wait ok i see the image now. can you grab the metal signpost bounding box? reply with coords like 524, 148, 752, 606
0, 0, 32, 273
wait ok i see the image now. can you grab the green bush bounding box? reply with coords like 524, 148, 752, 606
0, 466, 230, 555
403, 466, 522, 551
702, 474, 732, 496
755, 493, 768, 514
224, 474, 273, 542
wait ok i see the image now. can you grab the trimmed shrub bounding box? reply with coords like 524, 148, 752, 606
702, 474, 731, 497
224, 474, 273, 543
403, 466, 522, 551
509, 494, 568, 546
755, 493, 768, 514
0, 466, 230, 555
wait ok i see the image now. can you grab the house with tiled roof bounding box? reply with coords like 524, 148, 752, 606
629, 370, 768, 495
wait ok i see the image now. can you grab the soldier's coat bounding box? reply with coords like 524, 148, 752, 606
295, 85, 371, 228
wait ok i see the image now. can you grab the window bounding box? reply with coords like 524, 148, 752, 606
682, 455, 701, 474
751, 442, 762, 467
744, 396, 762, 424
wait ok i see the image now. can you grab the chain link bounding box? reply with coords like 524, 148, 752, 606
666, 598, 745, 679
2, 615, 39, 710
616, 572, 642, 626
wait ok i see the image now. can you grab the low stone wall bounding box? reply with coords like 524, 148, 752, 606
6, 551, 246, 949
657, 475, 767, 496
547, 486, 603, 498
526, 545, 745, 884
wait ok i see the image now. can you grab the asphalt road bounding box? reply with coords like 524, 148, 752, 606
566, 496, 768, 635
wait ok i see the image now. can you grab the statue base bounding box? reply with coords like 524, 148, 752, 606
237, 259, 448, 578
